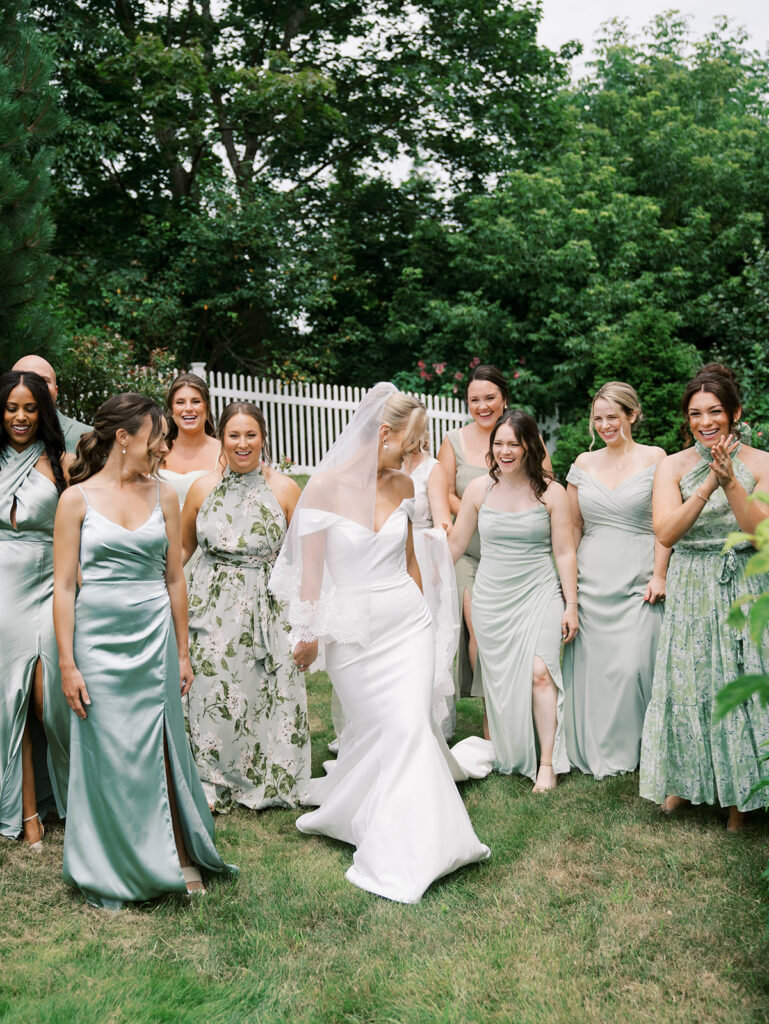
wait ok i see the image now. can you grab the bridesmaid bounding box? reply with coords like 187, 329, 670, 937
640, 364, 769, 832
159, 372, 222, 509
449, 410, 577, 792
54, 393, 235, 906
563, 382, 669, 778
406, 406, 459, 740
0, 371, 72, 846
182, 401, 310, 812
437, 365, 509, 706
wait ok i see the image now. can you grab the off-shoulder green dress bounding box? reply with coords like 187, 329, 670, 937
640, 442, 769, 811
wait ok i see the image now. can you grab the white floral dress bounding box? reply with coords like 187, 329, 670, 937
187, 467, 310, 811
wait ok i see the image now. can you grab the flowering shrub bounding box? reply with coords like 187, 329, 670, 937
56, 329, 179, 422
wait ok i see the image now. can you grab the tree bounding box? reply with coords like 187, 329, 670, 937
0, 1, 59, 360
36, 0, 575, 372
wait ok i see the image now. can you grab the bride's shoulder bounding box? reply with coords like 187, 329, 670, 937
389, 468, 415, 500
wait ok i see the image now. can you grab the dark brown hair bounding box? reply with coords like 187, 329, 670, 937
488, 409, 552, 501
0, 371, 66, 493
164, 372, 216, 448
681, 363, 742, 445
218, 402, 271, 463
466, 364, 510, 407
70, 393, 164, 484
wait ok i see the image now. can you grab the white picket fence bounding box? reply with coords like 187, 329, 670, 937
190, 364, 468, 473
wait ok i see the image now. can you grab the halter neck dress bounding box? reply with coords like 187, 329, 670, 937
63, 484, 236, 907
640, 440, 769, 811
0, 443, 70, 835
563, 463, 663, 778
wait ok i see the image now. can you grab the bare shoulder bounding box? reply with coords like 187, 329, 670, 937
542, 478, 567, 512
428, 460, 448, 484
463, 472, 489, 504
57, 483, 86, 517
638, 443, 667, 466
661, 448, 696, 481
391, 468, 415, 499
572, 450, 594, 470
158, 479, 179, 508
741, 445, 769, 478
268, 469, 302, 503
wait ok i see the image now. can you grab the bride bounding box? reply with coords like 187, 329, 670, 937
270, 383, 490, 904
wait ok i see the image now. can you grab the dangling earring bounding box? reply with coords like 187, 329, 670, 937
383, 440, 389, 449
122, 446, 127, 455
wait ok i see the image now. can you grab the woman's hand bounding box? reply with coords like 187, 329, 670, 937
643, 574, 667, 604
561, 605, 578, 644
62, 664, 91, 720
293, 638, 319, 672
179, 653, 194, 696
711, 434, 740, 489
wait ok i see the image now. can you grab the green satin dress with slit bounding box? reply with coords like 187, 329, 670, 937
0, 442, 69, 836
62, 485, 236, 908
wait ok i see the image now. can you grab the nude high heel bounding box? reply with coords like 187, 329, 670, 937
22, 813, 44, 851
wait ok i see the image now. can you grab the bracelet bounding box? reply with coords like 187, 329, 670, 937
566, 602, 578, 607
694, 488, 710, 505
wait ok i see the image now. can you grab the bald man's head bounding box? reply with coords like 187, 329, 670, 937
12, 355, 58, 404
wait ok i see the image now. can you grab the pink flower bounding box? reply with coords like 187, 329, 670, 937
453, 385, 458, 394
469, 356, 480, 369
513, 371, 520, 379
433, 362, 446, 375
419, 369, 429, 379
454, 371, 464, 381
417, 359, 426, 369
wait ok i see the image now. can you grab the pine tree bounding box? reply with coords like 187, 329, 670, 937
0, 1, 59, 360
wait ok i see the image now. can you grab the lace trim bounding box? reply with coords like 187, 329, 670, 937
270, 562, 370, 646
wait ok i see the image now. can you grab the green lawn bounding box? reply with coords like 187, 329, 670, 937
1, 675, 767, 1024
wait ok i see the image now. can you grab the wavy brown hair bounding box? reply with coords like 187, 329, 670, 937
465, 364, 510, 406
164, 372, 216, 448
680, 363, 742, 446
488, 409, 552, 501
70, 394, 164, 484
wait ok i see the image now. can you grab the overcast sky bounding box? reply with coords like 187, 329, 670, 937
537, 0, 769, 74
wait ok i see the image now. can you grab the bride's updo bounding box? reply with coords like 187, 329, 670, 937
381, 393, 428, 460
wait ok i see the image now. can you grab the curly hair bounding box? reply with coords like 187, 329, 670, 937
70, 393, 164, 484
487, 409, 552, 501
0, 371, 66, 494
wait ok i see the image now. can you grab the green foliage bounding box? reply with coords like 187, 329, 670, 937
55, 328, 178, 423
0, 0, 60, 359
716, 497, 769, 812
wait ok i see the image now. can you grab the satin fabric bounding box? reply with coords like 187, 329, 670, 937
0, 443, 69, 836
563, 464, 663, 778
446, 429, 487, 699
641, 448, 769, 811
62, 489, 236, 908
296, 500, 490, 904
472, 504, 569, 780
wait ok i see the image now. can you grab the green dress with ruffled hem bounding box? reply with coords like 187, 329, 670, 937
640, 442, 769, 812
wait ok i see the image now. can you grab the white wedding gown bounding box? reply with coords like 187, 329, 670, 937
296, 499, 490, 904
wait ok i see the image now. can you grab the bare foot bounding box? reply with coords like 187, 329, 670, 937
659, 794, 689, 815
726, 807, 750, 834
532, 763, 557, 793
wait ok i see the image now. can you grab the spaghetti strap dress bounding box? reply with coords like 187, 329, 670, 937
446, 429, 487, 699
562, 464, 663, 778
640, 443, 769, 811
62, 485, 236, 908
0, 442, 69, 835
472, 502, 569, 780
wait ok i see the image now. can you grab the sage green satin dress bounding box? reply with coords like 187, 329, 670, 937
62, 485, 236, 908
446, 429, 487, 699
640, 441, 769, 811
563, 464, 663, 778
472, 503, 569, 780
0, 442, 69, 836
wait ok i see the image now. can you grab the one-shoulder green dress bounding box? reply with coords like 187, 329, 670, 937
472, 502, 569, 780
640, 443, 769, 811
63, 484, 236, 908
563, 464, 663, 778
0, 442, 69, 836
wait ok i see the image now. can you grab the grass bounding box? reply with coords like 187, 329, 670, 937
1, 675, 767, 1024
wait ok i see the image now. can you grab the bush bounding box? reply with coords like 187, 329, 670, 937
55, 330, 179, 423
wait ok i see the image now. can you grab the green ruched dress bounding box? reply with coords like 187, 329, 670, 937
62, 484, 236, 908
0, 442, 69, 836
640, 442, 769, 811
186, 467, 310, 812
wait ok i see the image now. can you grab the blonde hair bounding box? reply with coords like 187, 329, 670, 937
381, 393, 428, 460
589, 381, 643, 450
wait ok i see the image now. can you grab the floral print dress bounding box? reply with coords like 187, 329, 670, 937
640, 441, 769, 812
187, 467, 310, 812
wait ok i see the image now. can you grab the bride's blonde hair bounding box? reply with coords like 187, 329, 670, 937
381, 393, 428, 460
